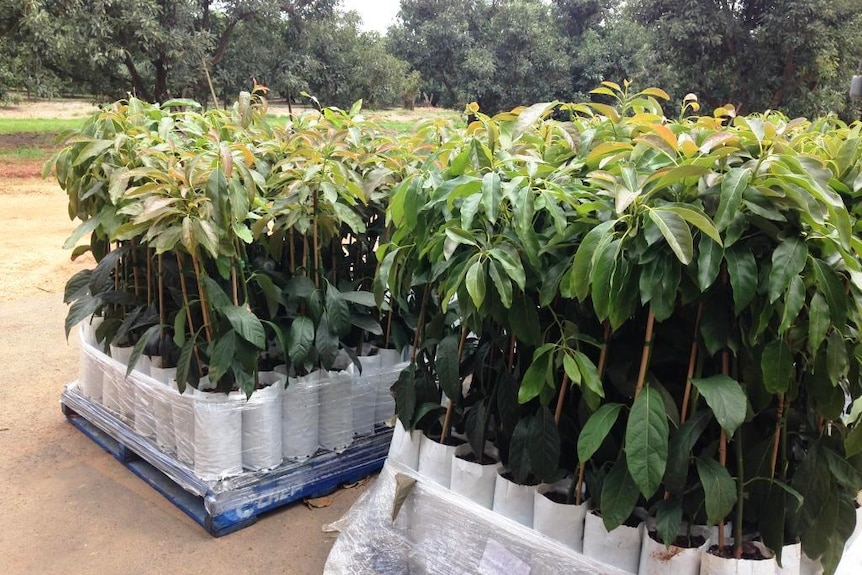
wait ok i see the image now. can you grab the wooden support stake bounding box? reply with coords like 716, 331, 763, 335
440, 324, 469, 444
680, 305, 704, 424
575, 322, 611, 506
634, 311, 656, 399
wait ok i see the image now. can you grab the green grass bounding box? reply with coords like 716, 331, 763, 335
0, 117, 86, 135
0, 146, 53, 161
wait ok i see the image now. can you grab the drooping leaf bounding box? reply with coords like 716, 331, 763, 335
601, 457, 640, 532
571, 220, 615, 301
287, 316, 315, 365
695, 457, 737, 526
725, 245, 758, 315
578, 403, 624, 464
325, 283, 351, 337
762, 340, 794, 394
696, 234, 724, 292
488, 259, 512, 308
691, 375, 747, 435
465, 259, 487, 309
768, 238, 808, 303
812, 259, 847, 326
663, 409, 712, 494
808, 292, 830, 356
654, 498, 684, 549
222, 305, 265, 349
826, 331, 849, 383
625, 386, 669, 499
527, 407, 561, 482
315, 315, 340, 370
715, 168, 751, 231
573, 350, 604, 399
436, 333, 462, 403
778, 275, 805, 335
518, 346, 553, 404
508, 417, 532, 483
648, 208, 693, 264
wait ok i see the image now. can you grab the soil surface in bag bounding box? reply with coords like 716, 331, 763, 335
500, 472, 540, 486
709, 543, 771, 560
455, 452, 497, 465
648, 530, 707, 549
592, 509, 642, 528
542, 490, 576, 505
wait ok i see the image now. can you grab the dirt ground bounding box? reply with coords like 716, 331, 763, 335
0, 101, 370, 574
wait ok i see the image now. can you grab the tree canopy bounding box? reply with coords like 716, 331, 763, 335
1, 0, 860, 118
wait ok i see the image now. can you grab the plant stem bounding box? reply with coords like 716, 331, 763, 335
680, 304, 703, 423
384, 304, 394, 349
177, 254, 203, 369
718, 347, 730, 550
157, 254, 166, 327
553, 372, 571, 425
770, 393, 786, 479
191, 253, 213, 343
507, 332, 516, 373
410, 284, 430, 363
146, 248, 153, 306
130, 240, 140, 298
231, 259, 240, 306
634, 310, 656, 399
313, 188, 320, 288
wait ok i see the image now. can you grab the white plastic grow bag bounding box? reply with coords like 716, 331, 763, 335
637, 528, 709, 575
492, 469, 537, 528
321, 371, 354, 453
582, 511, 643, 574
241, 372, 284, 471
282, 370, 322, 461
417, 434, 460, 488
449, 443, 499, 510
387, 419, 421, 469
699, 542, 777, 575
347, 360, 378, 437
533, 483, 589, 552
193, 389, 244, 481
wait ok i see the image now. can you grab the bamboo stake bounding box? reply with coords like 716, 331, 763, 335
718, 348, 730, 550
770, 393, 786, 478
507, 332, 517, 372
680, 305, 704, 423
130, 240, 141, 298
191, 253, 213, 342
554, 373, 571, 425
146, 248, 153, 307
384, 304, 394, 349
157, 254, 166, 327
575, 322, 612, 505
312, 189, 320, 287
634, 311, 656, 399
410, 284, 431, 363
177, 254, 204, 369
289, 228, 296, 274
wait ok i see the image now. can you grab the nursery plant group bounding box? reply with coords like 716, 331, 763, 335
53, 83, 862, 573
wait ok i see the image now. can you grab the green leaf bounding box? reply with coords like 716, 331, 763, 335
481, 172, 501, 224
527, 407, 561, 482
654, 498, 684, 549
489, 259, 512, 308
460, 193, 482, 230
325, 283, 351, 337
779, 275, 805, 335
315, 315, 340, 370
812, 259, 847, 326
509, 417, 532, 483
768, 238, 808, 303
64, 269, 93, 304
571, 220, 615, 301
392, 364, 417, 429
65, 296, 101, 339
591, 237, 621, 321
573, 350, 604, 399
562, 353, 581, 387
725, 245, 758, 315
63, 218, 100, 250
208, 330, 237, 384
73, 139, 113, 166
696, 233, 724, 292
219, 307, 264, 350
808, 292, 830, 356
489, 247, 526, 291
691, 375, 747, 435
518, 346, 553, 404
126, 325, 163, 378
762, 340, 794, 394
601, 457, 640, 532
349, 314, 383, 336
827, 331, 848, 383
513, 102, 555, 139
465, 259, 486, 309
341, 291, 377, 308
175, 333, 197, 393
715, 168, 751, 231
625, 386, 669, 499
663, 409, 712, 494
436, 333, 462, 403
648, 208, 693, 264
578, 403, 624, 464
695, 457, 737, 526
287, 316, 315, 365
664, 204, 722, 246
845, 424, 862, 459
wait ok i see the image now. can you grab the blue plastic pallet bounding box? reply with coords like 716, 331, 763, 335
60, 382, 392, 536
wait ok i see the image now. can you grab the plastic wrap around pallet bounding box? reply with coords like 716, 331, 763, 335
76, 326, 404, 484
323, 460, 633, 575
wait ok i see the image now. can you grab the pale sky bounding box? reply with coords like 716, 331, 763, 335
341, 0, 401, 34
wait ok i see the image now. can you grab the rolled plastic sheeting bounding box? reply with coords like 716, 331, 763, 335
283, 371, 321, 461
172, 384, 196, 466
241, 373, 284, 471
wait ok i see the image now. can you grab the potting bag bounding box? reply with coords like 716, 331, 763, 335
323, 460, 634, 575
283, 371, 322, 461
241, 374, 284, 471
321, 371, 354, 453
348, 357, 380, 437
193, 390, 244, 481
